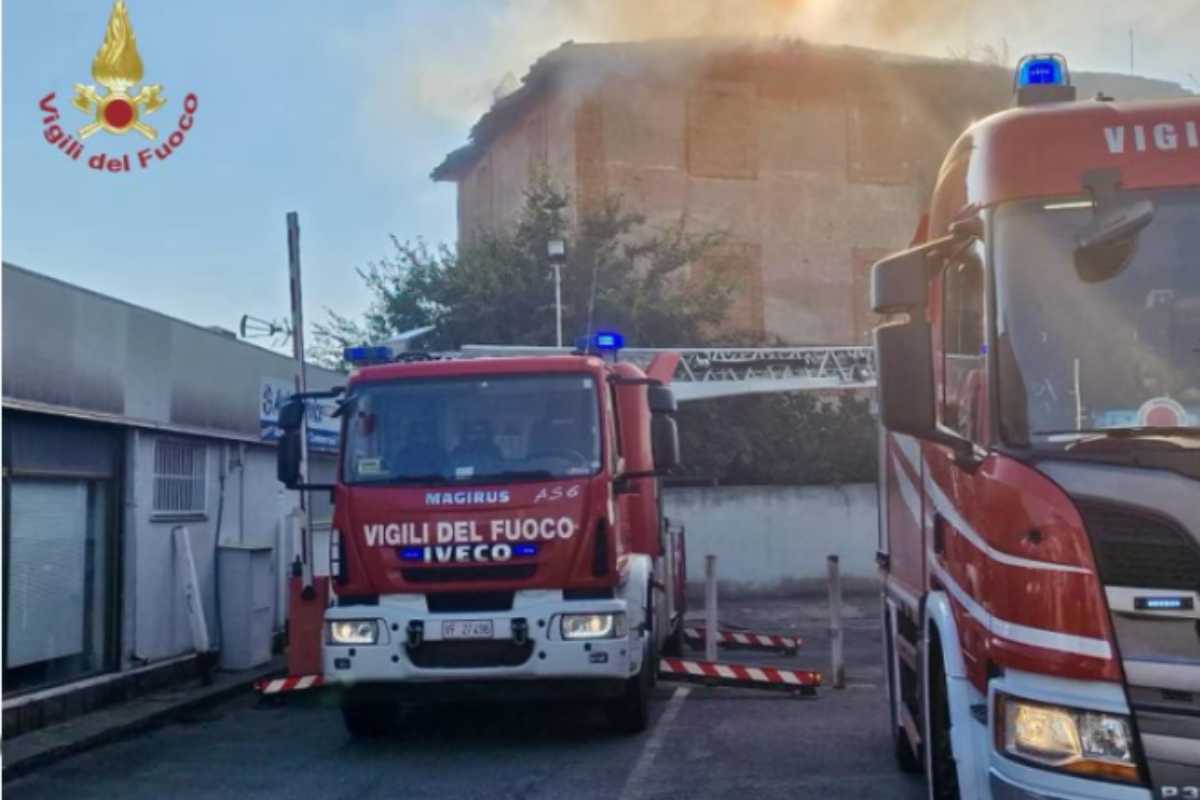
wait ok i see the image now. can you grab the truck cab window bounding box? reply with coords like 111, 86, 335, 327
941, 248, 987, 442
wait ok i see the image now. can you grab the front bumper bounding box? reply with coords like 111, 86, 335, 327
323, 590, 643, 686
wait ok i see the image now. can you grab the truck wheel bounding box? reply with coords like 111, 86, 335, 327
341, 691, 394, 739
925, 631, 961, 799
607, 636, 653, 734
661, 622, 685, 658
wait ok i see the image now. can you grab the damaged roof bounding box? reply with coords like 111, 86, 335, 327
430, 38, 1191, 182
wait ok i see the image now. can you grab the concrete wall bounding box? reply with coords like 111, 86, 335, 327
663, 483, 880, 596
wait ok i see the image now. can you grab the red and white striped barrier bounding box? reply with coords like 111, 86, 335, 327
255, 674, 325, 695
658, 657, 820, 693
683, 627, 802, 654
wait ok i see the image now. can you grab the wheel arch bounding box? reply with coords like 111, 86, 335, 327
923, 590, 987, 799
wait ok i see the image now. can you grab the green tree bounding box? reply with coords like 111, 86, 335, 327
675, 392, 878, 486
310, 178, 734, 366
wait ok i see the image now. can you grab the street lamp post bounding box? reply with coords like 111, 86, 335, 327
547, 238, 566, 348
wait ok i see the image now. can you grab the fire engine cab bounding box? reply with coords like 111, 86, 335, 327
873, 55, 1199, 797
276, 334, 687, 737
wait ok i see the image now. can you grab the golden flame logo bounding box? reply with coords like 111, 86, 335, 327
91, 0, 144, 90
72, 1, 165, 139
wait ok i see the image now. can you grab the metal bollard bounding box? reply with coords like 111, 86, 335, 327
662, 524, 676, 642
705, 555, 718, 663
827, 555, 845, 689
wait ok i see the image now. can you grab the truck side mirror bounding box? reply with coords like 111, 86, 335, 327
872, 246, 933, 314
647, 384, 677, 414
650, 414, 680, 473
278, 399, 305, 432
874, 319, 936, 438
277, 429, 302, 488
276, 398, 306, 489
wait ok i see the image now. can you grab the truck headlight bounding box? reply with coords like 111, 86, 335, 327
995, 693, 1141, 784
327, 619, 379, 645
561, 613, 626, 640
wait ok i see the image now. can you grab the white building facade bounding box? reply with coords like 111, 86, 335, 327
2, 263, 341, 706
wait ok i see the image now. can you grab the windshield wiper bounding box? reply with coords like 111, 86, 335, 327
1035, 427, 1200, 448
450, 470, 557, 484
1036, 426, 1198, 437
359, 473, 449, 485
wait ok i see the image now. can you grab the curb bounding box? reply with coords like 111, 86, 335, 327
3, 659, 284, 782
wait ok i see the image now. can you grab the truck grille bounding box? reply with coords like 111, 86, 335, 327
407, 640, 534, 669
425, 592, 514, 613
401, 564, 537, 583
1077, 500, 1200, 591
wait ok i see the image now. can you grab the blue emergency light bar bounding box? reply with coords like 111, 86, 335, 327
1015, 54, 1069, 88
343, 345, 394, 365
400, 547, 423, 561
512, 543, 538, 557
592, 331, 624, 351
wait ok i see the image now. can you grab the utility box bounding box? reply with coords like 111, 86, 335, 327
218, 544, 275, 670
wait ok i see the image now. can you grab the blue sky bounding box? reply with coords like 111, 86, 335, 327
4, 1, 1197, 350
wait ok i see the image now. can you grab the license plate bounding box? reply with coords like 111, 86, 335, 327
442, 620, 494, 640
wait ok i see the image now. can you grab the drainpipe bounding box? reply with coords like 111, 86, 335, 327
238, 443, 247, 544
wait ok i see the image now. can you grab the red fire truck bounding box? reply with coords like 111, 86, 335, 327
872, 55, 1199, 798
276, 333, 687, 737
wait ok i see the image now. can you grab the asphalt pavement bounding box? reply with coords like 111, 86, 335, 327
5, 595, 924, 800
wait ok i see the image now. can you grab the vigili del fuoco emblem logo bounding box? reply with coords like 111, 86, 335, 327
38, 1, 198, 172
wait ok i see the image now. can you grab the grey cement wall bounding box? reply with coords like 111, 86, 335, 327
663, 483, 880, 596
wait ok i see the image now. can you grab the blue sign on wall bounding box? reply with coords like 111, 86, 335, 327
259, 378, 340, 451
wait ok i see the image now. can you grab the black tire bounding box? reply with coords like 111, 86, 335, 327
340, 691, 395, 738
661, 620, 685, 657
607, 636, 653, 734
926, 632, 961, 799
884, 606, 922, 774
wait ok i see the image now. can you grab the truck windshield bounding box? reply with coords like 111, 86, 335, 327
341, 373, 603, 485
994, 188, 1200, 443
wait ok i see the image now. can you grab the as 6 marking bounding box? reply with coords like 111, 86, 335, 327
533, 483, 582, 503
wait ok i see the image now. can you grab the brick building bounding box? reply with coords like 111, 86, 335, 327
433, 40, 1187, 344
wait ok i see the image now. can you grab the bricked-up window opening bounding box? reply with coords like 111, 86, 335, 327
686, 83, 758, 180
694, 242, 764, 335
846, 98, 915, 185
153, 439, 207, 514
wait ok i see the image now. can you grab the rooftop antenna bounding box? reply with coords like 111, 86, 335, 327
239, 313, 292, 348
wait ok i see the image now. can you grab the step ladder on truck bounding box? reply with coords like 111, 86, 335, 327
261, 332, 692, 736
873, 54, 1200, 797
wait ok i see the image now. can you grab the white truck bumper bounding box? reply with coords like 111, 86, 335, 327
322, 589, 644, 687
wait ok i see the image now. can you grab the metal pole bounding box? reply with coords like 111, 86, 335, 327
827, 555, 845, 689
286, 211, 315, 598
704, 554, 718, 663
662, 522, 676, 647
553, 263, 563, 348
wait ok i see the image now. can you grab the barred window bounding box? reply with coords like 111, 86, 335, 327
153, 439, 207, 514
